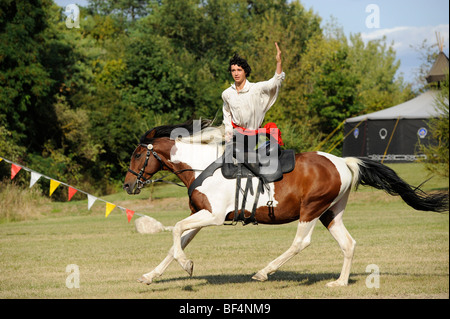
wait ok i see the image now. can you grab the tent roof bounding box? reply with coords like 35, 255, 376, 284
346, 90, 445, 123
426, 51, 449, 83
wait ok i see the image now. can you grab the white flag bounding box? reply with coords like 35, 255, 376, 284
30, 172, 42, 188
87, 194, 97, 210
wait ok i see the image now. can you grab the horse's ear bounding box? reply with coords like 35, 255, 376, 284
146, 130, 156, 139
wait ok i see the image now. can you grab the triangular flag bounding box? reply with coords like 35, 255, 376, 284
126, 209, 135, 223
49, 179, 61, 196
30, 171, 42, 188
68, 187, 78, 201
105, 202, 116, 218
87, 194, 97, 210
11, 164, 22, 180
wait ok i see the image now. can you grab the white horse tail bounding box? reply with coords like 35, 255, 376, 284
343, 157, 362, 190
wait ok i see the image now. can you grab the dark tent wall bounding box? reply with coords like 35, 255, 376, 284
343, 118, 432, 162
343, 51, 447, 162
342, 90, 444, 162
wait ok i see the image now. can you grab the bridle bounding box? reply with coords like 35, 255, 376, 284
127, 143, 197, 192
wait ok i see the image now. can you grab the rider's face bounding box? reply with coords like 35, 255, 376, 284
230, 65, 246, 86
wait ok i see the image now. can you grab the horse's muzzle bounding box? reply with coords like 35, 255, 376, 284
123, 180, 141, 195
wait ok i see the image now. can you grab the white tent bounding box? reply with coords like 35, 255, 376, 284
346, 90, 443, 123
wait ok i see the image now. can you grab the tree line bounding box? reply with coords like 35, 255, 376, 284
1, 0, 418, 195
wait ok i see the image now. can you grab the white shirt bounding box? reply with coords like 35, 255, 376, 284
222, 71, 286, 136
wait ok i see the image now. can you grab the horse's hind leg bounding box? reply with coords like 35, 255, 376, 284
252, 218, 318, 282
138, 228, 201, 284
320, 193, 356, 287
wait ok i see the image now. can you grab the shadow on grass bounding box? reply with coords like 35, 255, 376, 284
143, 271, 360, 287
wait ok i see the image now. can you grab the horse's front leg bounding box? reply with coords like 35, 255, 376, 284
138, 228, 201, 284
172, 209, 224, 276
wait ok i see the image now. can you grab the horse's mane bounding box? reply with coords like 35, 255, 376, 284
140, 119, 225, 145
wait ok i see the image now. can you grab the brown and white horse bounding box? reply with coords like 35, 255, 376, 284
123, 120, 448, 286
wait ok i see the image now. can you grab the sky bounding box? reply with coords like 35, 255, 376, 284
55, 0, 449, 85
300, 0, 449, 85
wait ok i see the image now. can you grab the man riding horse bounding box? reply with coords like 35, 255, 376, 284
222, 42, 285, 146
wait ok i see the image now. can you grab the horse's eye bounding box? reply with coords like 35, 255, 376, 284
135, 153, 141, 159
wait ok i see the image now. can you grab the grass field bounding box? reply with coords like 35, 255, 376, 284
0, 163, 448, 299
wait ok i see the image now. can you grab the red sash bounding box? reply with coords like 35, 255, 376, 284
231, 121, 284, 146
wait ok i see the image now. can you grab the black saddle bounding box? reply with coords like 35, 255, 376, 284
222, 133, 294, 182
221, 145, 295, 182
188, 133, 296, 225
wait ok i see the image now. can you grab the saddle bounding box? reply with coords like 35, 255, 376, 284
188, 133, 295, 225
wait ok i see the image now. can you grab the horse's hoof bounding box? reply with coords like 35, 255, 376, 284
137, 275, 153, 285
252, 272, 268, 282
325, 280, 347, 287
183, 260, 194, 277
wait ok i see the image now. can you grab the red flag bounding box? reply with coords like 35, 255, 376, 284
126, 209, 135, 223
68, 187, 78, 201
11, 164, 22, 180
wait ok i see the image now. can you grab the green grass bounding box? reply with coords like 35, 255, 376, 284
0, 163, 448, 299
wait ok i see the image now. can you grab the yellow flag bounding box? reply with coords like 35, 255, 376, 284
49, 180, 61, 196
105, 202, 116, 218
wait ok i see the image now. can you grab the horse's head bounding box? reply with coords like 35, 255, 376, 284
123, 139, 172, 195
123, 120, 218, 195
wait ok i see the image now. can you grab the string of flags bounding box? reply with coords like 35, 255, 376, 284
0, 155, 144, 222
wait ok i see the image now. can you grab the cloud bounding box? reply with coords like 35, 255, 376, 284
360, 24, 449, 85
361, 24, 449, 55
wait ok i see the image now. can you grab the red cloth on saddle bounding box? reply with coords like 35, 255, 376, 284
231, 121, 284, 146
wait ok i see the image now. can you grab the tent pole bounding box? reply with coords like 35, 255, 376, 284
381, 116, 401, 164
326, 119, 365, 153
313, 120, 345, 151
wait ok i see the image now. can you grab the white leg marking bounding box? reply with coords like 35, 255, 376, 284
138, 228, 201, 284
252, 218, 318, 281
324, 191, 356, 287
325, 219, 356, 287
172, 209, 225, 274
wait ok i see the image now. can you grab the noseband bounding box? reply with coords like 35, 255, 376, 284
127, 144, 165, 188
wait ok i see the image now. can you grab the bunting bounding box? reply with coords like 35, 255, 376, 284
68, 187, 78, 201
105, 202, 116, 218
30, 172, 42, 188
49, 180, 61, 196
0, 155, 145, 223
87, 194, 97, 210
11, 164, 22, 180
126, 209, 135, 223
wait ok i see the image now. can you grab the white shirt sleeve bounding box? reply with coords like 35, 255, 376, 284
258, 71, 285, 113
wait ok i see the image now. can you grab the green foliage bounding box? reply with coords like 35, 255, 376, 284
419, 77, 449, 178
0, 0, 58, 150
0, 0, 419, 195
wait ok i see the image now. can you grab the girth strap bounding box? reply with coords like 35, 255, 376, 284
232, 168, 263, 226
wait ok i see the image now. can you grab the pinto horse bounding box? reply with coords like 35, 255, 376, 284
123, 120, 448, 286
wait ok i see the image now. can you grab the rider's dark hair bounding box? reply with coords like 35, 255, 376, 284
228, 53, 251, 77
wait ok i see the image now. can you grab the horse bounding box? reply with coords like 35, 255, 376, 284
123, 120, 448, 286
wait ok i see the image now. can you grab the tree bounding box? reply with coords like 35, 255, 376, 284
419, 76, 449, 178
0, 0, 59, 152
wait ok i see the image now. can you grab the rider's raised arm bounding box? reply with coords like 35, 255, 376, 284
275, 42, 282, 75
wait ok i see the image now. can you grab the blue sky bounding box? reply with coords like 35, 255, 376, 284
56, 0, 449, 85
300, 0, 449, 85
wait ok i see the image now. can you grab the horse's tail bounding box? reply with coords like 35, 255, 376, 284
344, 157, 449, 213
